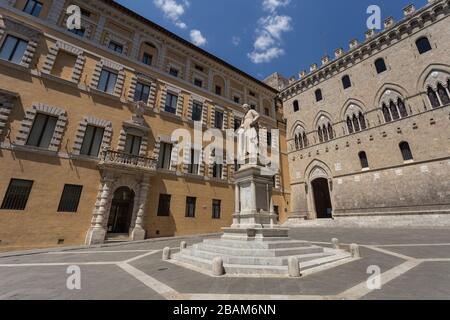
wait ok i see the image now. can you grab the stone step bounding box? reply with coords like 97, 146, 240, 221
203, 239, 312, 250
193, 243, 324, 257
183, 248, 331, 266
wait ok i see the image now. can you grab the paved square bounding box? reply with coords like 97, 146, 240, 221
0, 228, 449, 300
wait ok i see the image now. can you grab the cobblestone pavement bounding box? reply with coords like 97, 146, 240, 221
0, 228, 449, 300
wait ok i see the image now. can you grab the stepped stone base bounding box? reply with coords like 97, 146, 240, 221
172, 227, 351, 277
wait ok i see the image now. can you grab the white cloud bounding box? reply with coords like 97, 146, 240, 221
248, 47, 285, 64
190, 29, 207, 46
232, 36, 241, 46
262, 0, 291, 12
153, 0, 188, 29
260, 15, 292, 39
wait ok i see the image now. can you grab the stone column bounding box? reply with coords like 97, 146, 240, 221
131, 177, 150, 241
250, 180, 257, 212
85, 175, 114, 245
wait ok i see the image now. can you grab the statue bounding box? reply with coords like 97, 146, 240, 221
237, 104, 260, 164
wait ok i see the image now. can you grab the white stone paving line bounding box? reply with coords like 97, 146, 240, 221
363, 245, 416, 260
376, 243, 450, 247
0, 261, 118, 267
46, 250, 155, 254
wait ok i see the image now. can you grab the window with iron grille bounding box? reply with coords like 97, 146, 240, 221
158, 194, 171, 216
1, 179, 33, 211
185, 197, 196, 218
212, 199, 221, 219
57, 184, 83, 213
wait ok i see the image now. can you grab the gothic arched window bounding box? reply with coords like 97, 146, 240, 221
303, 132, 308, 147
397, 99, 408, 118
352, 114, 360, 132
328, 124, 334, 140
318, 127, 323, 143
359, 112, 366, 130
294, 135, 299, 150
437, 83, 450, 105
428, 87, 441, 108
390, 101, 400, 120
359, 151, 369, 169
382, 104, 392, 123
399, 141, 413, 161
416, 37, 432, 55
322, 125, 329, 142
347, 117, 354, 134
298, 134, 303, 149
375, 58, 387, 74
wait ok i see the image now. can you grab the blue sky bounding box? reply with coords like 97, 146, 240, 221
115, 0, 427, 80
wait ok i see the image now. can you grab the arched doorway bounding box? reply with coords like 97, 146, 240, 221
107, 187, 135, 234
311, 178, 333, 219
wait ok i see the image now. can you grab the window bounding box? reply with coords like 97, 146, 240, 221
0, 35, 28, 64
27, 113, 58, 148
165, 93, 178, 114
69, 27, 86, 37
250, 104, 256, 110
318, 123, 333, 143
234, 159, 241, 172
158, 142, 173, 169
438, 84, 450, 105
267, 131, 272, 147
169, 67, 179, 77
212, 199, 221, 219
188, 148, 200, 174
80, 7, 91, 17
233, 96, 240, 104
293, 100, 299, 112
264, 108, 270, 116
80, 125, 104, 157
215, 85, 222, 96
375, 58, 387, 74
97, 69, 118, 94
157, 194, 171, 216
23, 0, 43, 17
382, 104, 392, 122
57, 184, 83, 213
249, 91, 256, 97
134, 82, 150, 103
124, 134, 142, 156
1, 179, 33, 210
142, 53, 153, 66
214, 110, 224, 129
400, 142, 413, 161
359, 152, 369, 169
428, 87, 441, 108
416, 37, 432, 54
212, 163, 223, 179
342, 75, 352, 89
274, 206, 280, 219
194, 78, 203, 88
192, 102, 203, 122
234, 118, 242, 131
185, 197, 196, 218
315, 89, 323, 102
195, 65, 204, 72
108, 41, 123, 54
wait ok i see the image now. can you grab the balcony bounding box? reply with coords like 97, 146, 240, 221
99, 149, 157, 174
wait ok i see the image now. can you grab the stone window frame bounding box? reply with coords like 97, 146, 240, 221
165, 60, 184, 79
61, 12, 95, 39
0, 14, 40, 68
211, 105, 227, 130
424, 71, 450, 108
154, 134, 179, 172
72, 116, 112, 157
104, 31, 129, 56
192, 71, 206, 89
159, 84, 184, 117
379, 89, 408, 122
182, 142, 203, 176
116, 125, 149, 158
127, 72, 157, 108
208, 147, 227, 181
187, 94, 209, 125
344, 104, 367, 134
15, 102, 68, 152
41, 40, 85, 83
90, 58, 126, 98
0, 91, 16, 136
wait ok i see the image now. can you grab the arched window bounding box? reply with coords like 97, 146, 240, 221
359, 151, 369, 169
428, 87, 441, 108
382, 104, 392, 122
298, 134, 303, 149
315, 89, 323, 102
293, 100, 299, 112
342, 75, 352, 89
359, 112, 366, 130
303, 132, 308, 147
352, 114, 360, 132
318, 127, 323, 143
390, 101, 400, 120
294, 135, 299, 150
347, 117, 354, 134
322, 125, 329, 142
437, 83, 450, 105
397, 99, 408, 118
328, 124, 334, 140
416, 37, 432, 54
399, 142, 413, 161
375, 58, 387, 74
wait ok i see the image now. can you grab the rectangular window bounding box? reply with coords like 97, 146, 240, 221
185, 197, 196, 218
234, 118, 242, 131
124, 134, 142, 156
51, 50, 77, 80
68, 27, 85, 37
0, 35, 28, 64
134, 82, 151, 103
214, 110, 224, 129
80, 125, 104, 157
157, 194, 171, 216
213, 162, 223, 179
169, 67, 179, 77
267, 131, 272, 147
108, 41, 123, 54
192, 102, 203, 122
234, 159, 241, 172
215, 85, 222, 96
212, 199, 221, 219
165, 93, 178, 114
26, 113, 58, 149
142, 53, 153, 66
194, 78, 203, 88
274, 205, 279, 218
188, 148, 200, 175
233, 96, 240, 104
195, 65, 204, 72
249, 91, 256, 97
57, 184, 83, 213
264, 107, 270, 116
97, 69, 118, 94
1, 179, 33, 211
158, 142, 173, 169
23, 0, 43, 17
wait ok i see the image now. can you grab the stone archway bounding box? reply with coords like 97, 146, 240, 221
304, 163, 334, 220
107, 187, 135, 234
311, 178, 333, 219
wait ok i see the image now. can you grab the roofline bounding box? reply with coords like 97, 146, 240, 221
104, 0, 278, 94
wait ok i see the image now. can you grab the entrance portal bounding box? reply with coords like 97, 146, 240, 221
311, 178, 333, 219
107, 187, 135, 234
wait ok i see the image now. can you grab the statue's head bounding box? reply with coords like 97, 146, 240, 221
242, 103, 250, 111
